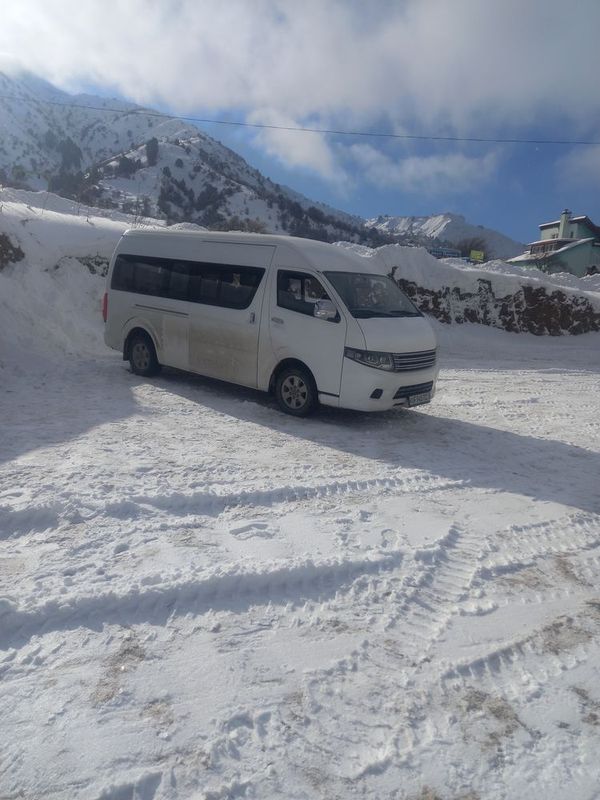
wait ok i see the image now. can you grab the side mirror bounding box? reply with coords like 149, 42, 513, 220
313, 299, 338, 321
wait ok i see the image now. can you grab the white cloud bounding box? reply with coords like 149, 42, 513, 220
348, 144, 500, 194
1, 0, 599, 129
558, 146, 600, 186
247, 109, 349, 186
1, 0, 599, 191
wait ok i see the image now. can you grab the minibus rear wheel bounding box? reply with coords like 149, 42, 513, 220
128, 332, 161, 377
275, 365, 317, 417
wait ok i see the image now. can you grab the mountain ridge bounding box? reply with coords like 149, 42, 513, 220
366, 213, 523, 260
0, 70, 391, 246
0, 70, 520, 256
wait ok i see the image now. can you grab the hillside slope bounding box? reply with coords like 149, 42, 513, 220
0, 70, 387, 246
0, 71, 523, 252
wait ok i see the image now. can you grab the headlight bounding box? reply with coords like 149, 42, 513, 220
344, 347, 394, 371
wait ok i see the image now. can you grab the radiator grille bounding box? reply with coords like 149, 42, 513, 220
391, 349, 437, 372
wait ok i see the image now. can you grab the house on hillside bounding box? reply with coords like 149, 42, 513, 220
507, 210, 600, 277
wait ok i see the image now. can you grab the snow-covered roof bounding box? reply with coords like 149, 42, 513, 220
509, 237, 595, 263
527, 238, 571, 247
539, 214, 600, 236
539, 220, 561, 229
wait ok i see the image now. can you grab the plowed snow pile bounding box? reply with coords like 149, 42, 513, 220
1, 190, 600, 800
339, 242, 600, 335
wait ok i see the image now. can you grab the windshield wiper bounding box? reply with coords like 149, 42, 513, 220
349, 308, 390, 318
350, 308, 421, 318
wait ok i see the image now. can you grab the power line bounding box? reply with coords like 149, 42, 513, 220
1, 93, 599, 147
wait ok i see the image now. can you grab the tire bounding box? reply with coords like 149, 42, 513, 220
275, 366, 317, 417
128, 332, 161, 377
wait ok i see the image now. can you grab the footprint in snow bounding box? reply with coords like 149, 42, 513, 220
229, 521, 276, 540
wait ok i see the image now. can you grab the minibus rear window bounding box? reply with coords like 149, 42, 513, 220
112, 255, 168, 295
111, 256, 136, 292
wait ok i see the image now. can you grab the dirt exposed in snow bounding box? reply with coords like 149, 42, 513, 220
396, 276, 600, 336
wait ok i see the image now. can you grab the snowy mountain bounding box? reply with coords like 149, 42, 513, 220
366, 213, 523, 260
0, 70, 523, 255
0, 73, 523, 258
0, 70, 390, 246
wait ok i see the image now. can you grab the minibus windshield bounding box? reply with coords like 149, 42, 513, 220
323, 272, 422, 319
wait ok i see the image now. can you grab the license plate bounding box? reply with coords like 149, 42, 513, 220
408, 391, 431, 407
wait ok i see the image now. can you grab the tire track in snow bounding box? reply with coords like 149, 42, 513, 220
279, 603, 600, 789
432, 514, 600, 696
0, 551, 406, 650
248, 514, 600, 785
127, 473, 462, 518
399, 523, 600, 774
244, 522, 490, 785
431, 517, 600, 711
390, 523, 486, 655
440, 599, 600, 696
0, 472, 463, 536
479, 513, 600, 579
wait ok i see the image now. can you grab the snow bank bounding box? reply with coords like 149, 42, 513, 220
1, 188, 599, 376
0, 188, 163, 368
338, 242, 600, 336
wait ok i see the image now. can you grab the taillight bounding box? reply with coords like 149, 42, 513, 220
102, 292, 108, 322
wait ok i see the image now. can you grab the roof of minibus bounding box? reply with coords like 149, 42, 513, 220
119, 229, 386, 274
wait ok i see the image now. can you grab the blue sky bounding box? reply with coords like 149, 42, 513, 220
2, 0, 600, 244
202, 121, 600, 245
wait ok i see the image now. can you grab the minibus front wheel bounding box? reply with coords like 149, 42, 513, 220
274, 365, 317, 417
127, 331, 161, 377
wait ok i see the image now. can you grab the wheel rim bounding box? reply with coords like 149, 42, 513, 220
132, 341, 150, 371
281, 374, 308, 410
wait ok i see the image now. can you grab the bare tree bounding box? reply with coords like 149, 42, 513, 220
455, 236, 490, 261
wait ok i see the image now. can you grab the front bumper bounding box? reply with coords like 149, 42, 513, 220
335, 357, 439, 411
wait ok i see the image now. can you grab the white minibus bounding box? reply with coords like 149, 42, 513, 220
103, 230, 439, 415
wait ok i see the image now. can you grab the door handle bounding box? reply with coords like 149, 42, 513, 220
271, 316, 284, 325
249, 312, 256, 324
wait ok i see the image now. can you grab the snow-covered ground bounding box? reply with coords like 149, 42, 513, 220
1, 194, 600, 799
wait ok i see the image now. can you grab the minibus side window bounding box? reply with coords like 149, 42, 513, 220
134, 259, 169, 296
166, 261, 190, 301
189, 265, 220, 304
277, 270, 330, 316
112, 255, 265, 308
220, 269, 264, 309
189, 264, 264, 309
